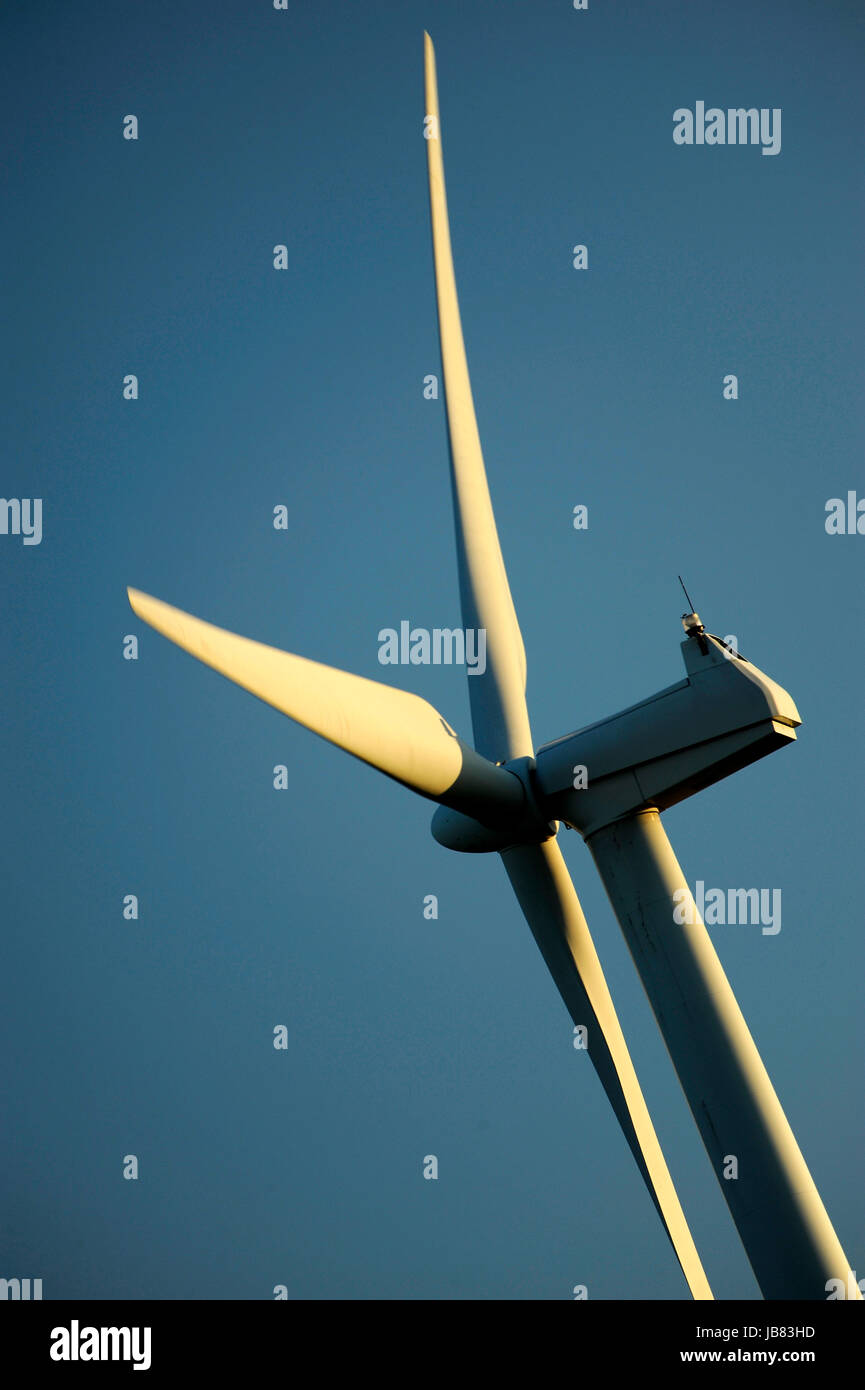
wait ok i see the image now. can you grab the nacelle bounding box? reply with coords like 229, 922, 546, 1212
535, 632, 800, 839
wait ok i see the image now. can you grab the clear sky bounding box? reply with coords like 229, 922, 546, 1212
3, 0, 863, 1300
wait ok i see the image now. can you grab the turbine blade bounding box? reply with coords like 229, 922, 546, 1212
501, 838, 714, 1301
127, 588, 527, 822
424, 33, 533, 764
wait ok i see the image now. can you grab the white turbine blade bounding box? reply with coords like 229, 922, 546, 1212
127, 588, 526, 820
501, 838, 714, 1301
425, 40, 709, 1294
424, 32, 533, 764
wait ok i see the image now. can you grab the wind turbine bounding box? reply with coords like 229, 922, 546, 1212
126, 34, 858, 1301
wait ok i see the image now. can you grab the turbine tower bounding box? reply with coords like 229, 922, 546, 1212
126, 34, 858, 1301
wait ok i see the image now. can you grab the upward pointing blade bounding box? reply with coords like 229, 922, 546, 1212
502, 838, 714, 1301
424, 32, 534, 764
426, 34, 710, 1297
127, 588, 527, 823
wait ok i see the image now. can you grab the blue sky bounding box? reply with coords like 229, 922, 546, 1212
2, 0, 863, 1299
